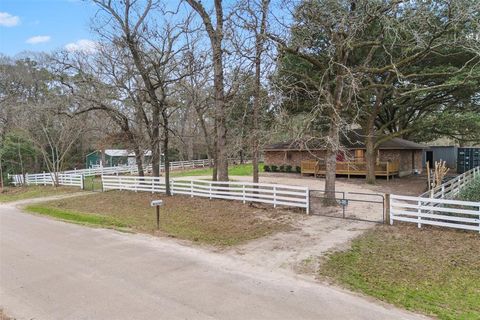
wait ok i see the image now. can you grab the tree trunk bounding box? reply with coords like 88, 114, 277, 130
134, 149, 145, 177
212, 118, 218, 181
252, 41, 261, 183
324, 117, 339, 205
162, 110, 171, 196
213, 43, 229, 181
365, 133, 376, 184
151, 110, 161, 177
252, 0, 269, 183
194, 105, 215, 169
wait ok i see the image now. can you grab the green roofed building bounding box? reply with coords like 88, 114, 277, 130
85, 149, 152, 168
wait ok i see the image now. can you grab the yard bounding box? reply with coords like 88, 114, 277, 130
170, 163, 263, 177
319, 225, 480, 320
26, 190, 292, 246
0, 186, 79, 203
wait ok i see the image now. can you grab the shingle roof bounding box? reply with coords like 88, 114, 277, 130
264, 130, 426, 151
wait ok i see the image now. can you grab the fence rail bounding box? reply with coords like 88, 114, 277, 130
7, 159, 214, 186
102, 175, 309, 212
11, 172, 84, 189
390, 194, 480, 232
420, 166, 480, 199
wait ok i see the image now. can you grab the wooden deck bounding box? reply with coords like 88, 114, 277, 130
301, 160, 400, 180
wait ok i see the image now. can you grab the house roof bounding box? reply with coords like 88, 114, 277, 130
105, 149, 129, 157
104, 149, 152, 157
264, 130, 426, 151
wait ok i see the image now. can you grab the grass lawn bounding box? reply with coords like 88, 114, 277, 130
26, 190, 291, 246
0, 186, 80, 203
170, 163, 264, 178
319, 225, 480, 320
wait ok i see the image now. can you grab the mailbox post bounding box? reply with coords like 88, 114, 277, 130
151, 200, 164, 229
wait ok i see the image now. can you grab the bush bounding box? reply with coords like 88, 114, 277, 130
279, 165, 285, 172
285, 165, 292, 173
263, 165, 270, 172
295, 166, 301, 173
271, 165, 278, 172
458, 177, 480, 202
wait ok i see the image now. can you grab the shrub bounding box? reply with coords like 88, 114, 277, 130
458, 177, 480, 202
263, 165, 270, 172
285, 165, 292, 173
295, 166, 301, 173
279, 165, 285, 172
271, 165, 278, 172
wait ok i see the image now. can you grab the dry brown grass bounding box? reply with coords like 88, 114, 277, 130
29, 191, 294, 246
0, 308, 14, 320
0, 186, 79, 203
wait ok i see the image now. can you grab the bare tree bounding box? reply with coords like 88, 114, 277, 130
91, 0, 193, 194
234, 0, 271, 182
185, 0, 231, 181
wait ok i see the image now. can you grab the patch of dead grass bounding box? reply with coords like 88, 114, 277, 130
0, 186, 79, 203
30, 190, 294, 246
0, 308, 15, 320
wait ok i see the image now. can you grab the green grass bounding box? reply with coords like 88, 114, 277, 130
0, 186, 79, 203
27, 205, 127, 228
320, 225, 480, 320
25, 191, 289, 246
458, 176, 480, 202
170, 163, 264, 178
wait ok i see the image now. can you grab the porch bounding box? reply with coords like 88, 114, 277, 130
301, 160, 400, 180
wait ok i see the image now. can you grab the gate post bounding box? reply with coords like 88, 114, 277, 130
384, 194, 391, 225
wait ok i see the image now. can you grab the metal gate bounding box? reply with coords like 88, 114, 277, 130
309, 190, 385, 223
84, 176, 103, 192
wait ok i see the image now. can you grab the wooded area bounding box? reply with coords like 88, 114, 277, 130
1, 0, 479, 199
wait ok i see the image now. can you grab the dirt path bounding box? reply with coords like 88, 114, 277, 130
171, 173, 430, 277
224, 214, 372, 277
5, 191, 95, 208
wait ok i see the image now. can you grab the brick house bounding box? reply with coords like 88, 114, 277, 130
264, 130, 425, 177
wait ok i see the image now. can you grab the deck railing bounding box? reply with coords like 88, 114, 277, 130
301, 160, 399, 180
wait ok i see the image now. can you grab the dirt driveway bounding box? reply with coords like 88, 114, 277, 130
173, 173, 427, 278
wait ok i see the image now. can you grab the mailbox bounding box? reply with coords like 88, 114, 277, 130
151, 200, 163, 229
151, 200, 163, 207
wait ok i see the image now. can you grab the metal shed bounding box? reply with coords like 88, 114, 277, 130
423, 146, 457, 169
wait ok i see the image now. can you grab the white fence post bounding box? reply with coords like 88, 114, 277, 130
190, 180, 194, 197
273, 186, 277, 208
242, 184, 246, 204
306, 188, 310, 215
417, 200, 422, 228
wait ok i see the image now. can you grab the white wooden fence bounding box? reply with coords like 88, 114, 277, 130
390, 194, 480, 232
102, 175, 309, 212
420, 166, 480, 199
10, 172, 84, 189
161, 159, 212, 171
390, 166, 480, 232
